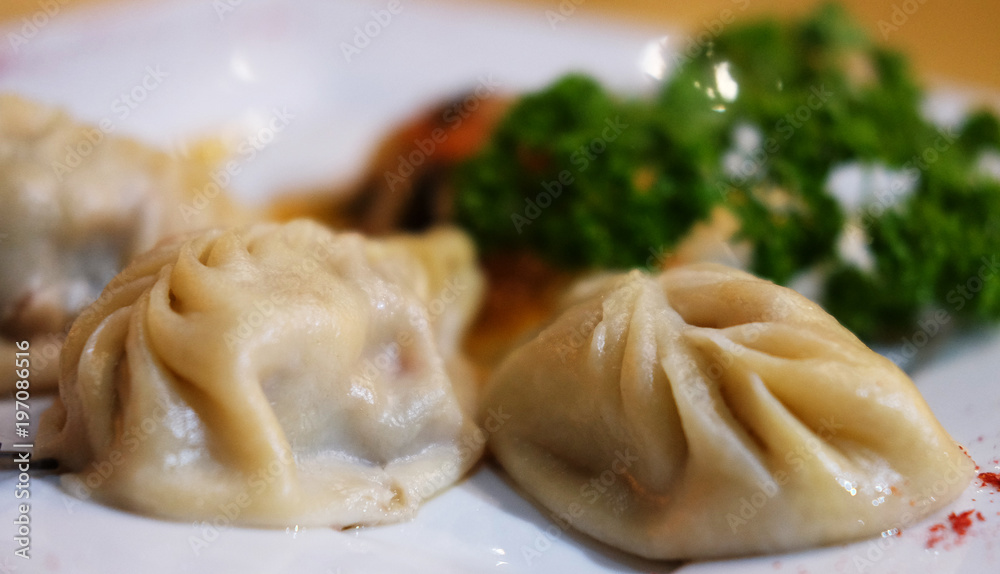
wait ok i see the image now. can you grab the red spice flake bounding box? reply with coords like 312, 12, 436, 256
926, 509, 982, 548
949, 510, 975, 536
979, 472, 1000, 490
959, 447, 979, 470
927, 523, 946, 549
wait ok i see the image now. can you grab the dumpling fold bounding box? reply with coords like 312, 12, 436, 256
481, 263, 974, 559
38, 220, 485, 528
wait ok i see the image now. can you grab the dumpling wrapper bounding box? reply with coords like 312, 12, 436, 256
37, 220, 485, 528
0, 94, 248, 393
481, 263, 975, 559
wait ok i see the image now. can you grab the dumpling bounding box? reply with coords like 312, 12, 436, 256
37, 220, 485, 528
481, 263, 974, 559
0, 94, 247, 394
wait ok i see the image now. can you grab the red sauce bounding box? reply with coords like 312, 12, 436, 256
978, 472, 1000, 490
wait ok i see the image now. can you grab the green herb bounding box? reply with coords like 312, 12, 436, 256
454, 3, 1000, 340
453, 74, 717, 268
667, 3, 938, 284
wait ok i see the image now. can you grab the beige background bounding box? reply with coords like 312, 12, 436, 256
1, 0, 998, 91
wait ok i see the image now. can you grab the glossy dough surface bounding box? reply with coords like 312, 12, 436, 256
481, 263, 974, 559
38, 220, 485, 528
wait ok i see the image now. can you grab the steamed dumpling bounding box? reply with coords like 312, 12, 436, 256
481, 263, 974, 559
0, 94, 247, 393
37, 220, 485, 528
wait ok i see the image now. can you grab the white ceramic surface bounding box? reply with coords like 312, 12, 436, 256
0, 1, 998, 572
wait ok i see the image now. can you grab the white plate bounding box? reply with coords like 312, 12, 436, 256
1, 1, 998, 572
